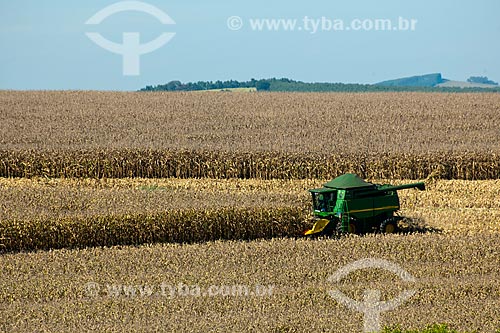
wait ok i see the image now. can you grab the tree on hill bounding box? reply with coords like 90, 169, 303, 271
467, 76, 498, 85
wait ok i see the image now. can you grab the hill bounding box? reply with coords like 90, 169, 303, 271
376, 73, 445, 87
376, 73, 500, 89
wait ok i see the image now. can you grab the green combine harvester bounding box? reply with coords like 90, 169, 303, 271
304, 173, 425, 236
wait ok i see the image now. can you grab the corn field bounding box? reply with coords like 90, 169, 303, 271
1, 91, 499, 332
1, 91, 500, 180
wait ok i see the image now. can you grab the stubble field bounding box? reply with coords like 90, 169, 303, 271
0, 91, 499, 332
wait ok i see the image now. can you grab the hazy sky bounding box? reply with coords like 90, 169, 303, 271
1, 0, 499, 90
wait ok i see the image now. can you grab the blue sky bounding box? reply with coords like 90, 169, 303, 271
0, 0, 499, 90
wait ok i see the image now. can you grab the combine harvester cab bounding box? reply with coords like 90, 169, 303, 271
304, 173, 425, 236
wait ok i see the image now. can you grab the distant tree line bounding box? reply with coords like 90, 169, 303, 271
140, 79, 272, 92
140, 78, 500, 93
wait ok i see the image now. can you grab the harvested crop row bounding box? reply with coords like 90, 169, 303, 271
1, 149, 499, 179
0, 177, 310, 221
2, 177, 500, 219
